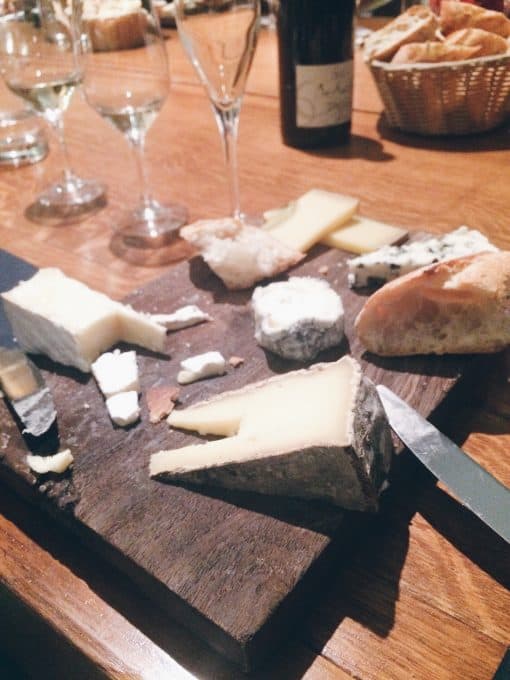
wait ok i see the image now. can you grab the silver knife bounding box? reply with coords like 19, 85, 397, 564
0, 346, 57, 437
377, 384, 510, 544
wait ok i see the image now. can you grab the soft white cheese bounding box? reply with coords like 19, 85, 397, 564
27, 449, 74, 475
1, 268, 165, 372
151, 305, 211, 331
106, 390, 140, 427
177, 351, 227, 385
347, 226, 498, 288
91, 349, 139, 398
251, 277, 345, 360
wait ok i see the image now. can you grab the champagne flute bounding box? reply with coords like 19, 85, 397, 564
75, 0, 188, 253
0, 0, 106, 224
175, 0, 260, 223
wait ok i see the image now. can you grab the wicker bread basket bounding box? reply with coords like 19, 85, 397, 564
369, 53, 510, 135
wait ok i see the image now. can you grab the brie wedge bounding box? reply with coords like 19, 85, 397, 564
150, 356, 393, 511
1, 268, 165, 372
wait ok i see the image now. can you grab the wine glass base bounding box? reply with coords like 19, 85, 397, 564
26, 177, 107, 226
110, 200, 190, 266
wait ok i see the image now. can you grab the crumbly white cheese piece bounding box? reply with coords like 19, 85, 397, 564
151, 305, 211, 331
347, 226, 498, 288
105, 390, 140, 427
91, 349, 139, 398
26, 449, 74, 475
251, 277, 345, 360
177, 351, 227, 385
150, 356, 393, 511
180, 218, 304, 290
1, 268, 165, 372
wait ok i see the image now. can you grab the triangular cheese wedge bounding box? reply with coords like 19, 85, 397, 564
150, 356, 393, 511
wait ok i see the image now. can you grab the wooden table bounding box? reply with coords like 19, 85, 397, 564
0, 26, 509, 680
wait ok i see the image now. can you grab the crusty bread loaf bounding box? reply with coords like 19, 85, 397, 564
444, 27, 508, 57
355, 251, 510, 356
391, 40, 478, 63
440, 0, 510, 38
83, 0, 149, 51
180, 218, 304, 290
363, 5, 439, 62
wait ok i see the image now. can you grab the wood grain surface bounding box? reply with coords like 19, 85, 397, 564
0, 23, 509, 680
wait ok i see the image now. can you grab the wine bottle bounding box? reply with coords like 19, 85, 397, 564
277, 0, 356, 149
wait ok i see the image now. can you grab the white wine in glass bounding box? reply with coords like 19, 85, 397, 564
0, 0, 106, 224
76, 0, 188, 255
175, 0, 260, 222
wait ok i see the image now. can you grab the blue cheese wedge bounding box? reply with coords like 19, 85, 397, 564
251, 277, 345, 360
347, 226, 498, 288
150, 356, 393, 511
1, 268, 165, 372
177, 351, 227, 385
106, 390, 140, 427
91, 349, 139, 398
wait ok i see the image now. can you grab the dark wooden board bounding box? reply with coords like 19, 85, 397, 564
0, 246, 474, 671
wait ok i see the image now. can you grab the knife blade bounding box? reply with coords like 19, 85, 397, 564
0, 346, 57, 438
376, 384, 510, 544
0, 252, 56, 437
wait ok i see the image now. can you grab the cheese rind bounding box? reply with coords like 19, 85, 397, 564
263, 190, 359, 252
151, 356, 393, 511
347, 226, 498, 288
251, 277, 345, 360
322, 216, 408, 254
1, 268, 165, 372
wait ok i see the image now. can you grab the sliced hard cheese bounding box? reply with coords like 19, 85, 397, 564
1, 268, 165, 372
150, 356, 393, 511
263, 189, 359, 252
322, 216, 408, 254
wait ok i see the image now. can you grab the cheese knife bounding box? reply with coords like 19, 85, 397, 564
0, 250, 56, 437
376, 384, 510, 544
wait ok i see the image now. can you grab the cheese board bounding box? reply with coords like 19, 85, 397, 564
0, 245, 477, 670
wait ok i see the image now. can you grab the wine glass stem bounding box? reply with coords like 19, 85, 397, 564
130, 135, 153, 210
213, 102, 241, 222
50, 113, 75, 185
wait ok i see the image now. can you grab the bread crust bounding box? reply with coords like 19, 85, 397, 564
355, 251, 510, 356
364, 5, 439, 62
445, 27, 508, 57
391, 40, 478, 63
440, 0, 510, 38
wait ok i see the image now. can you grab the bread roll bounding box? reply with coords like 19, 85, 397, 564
440, 0, 510, 38
83, 0, 149, 51
391, 40, 478, 63
445, 27, 508, 56
355, 251, 510, 356
363, 5, 439, 62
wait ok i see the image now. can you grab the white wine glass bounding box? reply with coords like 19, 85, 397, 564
75, 0, 188, 256
0, 0, 106, 224
175, 0, 260, 222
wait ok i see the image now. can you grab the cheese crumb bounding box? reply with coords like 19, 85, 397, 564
106, 391, 140, 426
151, 305, 212, 331
27, 449, 74, 475
177, 351, 227, 385
91, 349, 139, 398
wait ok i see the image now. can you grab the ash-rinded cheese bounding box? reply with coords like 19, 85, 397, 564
106, 390, 140, 426
26, 449, 74, 475
177, 351, 227, 385
151, 305, 211, 331
1, 268, 165, 373
263, 189, 359, 252
348, 226, 498, 288
251, 277, 345, 360
91, 349, 139, 398
150, 356, 393, 511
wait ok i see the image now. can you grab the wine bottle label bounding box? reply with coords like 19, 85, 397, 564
295, 61, 353, 128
